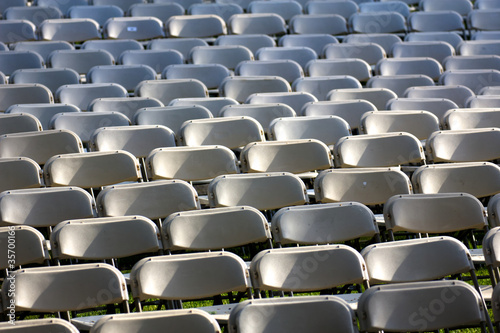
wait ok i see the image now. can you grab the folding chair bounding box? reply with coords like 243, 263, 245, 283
148, 38, 208, 61
134, 79, 208, 106
35, 0, 89, 17
467, 96, 500, 108
133, 105, 213, 135
357, 280, 491, 333
367, 74, 435, 97
481, 86, 500, 95
168, 97, 238, 117
1, 263, 129, 321
87, 64, 156, 92
269, 115, 350, 147
89, 309, 221, 333
444, 55, 500, 71
162, 64, 231, 91
38, 18, 101, 43
50, 112, 130, 144
412, 162, 500, 200
0, 187, 94, 228
279, 34, 338, 57
82, 39, 143, 63
189, 3, 243, 23
301, 100, 377, 132
405, 85, 474, 108
488, 195, 500, 227
359, 0, 410, 17
288, 14, 348, 35
0, 50, 43, 77
420, 0, 473, 16
0, 226, 50, 270
344, 33, 402, 55
349, 12, 407, 35
146, 145, 239, 182
314, 167, 413, 206
475, 0, 500, 9
208, 172, 308, 211
235, 60, 304, 84
376, 57, 443, 81
92, 0, 144, 12
468, 9, 500, 32
472, 31, 500, 40
256, 46, 317, 69
0, 318, 79, 333
68, 5, 124, 28
4, 6, 62, 27
166, 14, 227, 38
219, 76, 291, 103
215, 34, 275, 55
327, 87, 397, 110
323, 43, 386, 67
5, 103, 79, 130
103, 17, 165, 40
89, 97, 162, 121
405, 31, 463, 51
391, 41, 455, 64
220, 104, 295, 133
228, 296, 359, 333
178, 116, 265, 149
189, 45, 252, 71
0, 113, 42, 135
306, 59, 372, 83
426, 128, 500, 163
0, 20, 36, 44
163, 205, 271, 253
228, 13, 287, 36
56, 83, 128, 111
48, 49, 114, 76
360, 110, 439, 141
129, 3, 184, 23
248, 0, 302, 22
0, 157, 42, 193
305, 0, 358, 18
440, 69, 500, 94
443, 108, 500, 130
386, 97, 459, 120
246, 92, 318, 115
271, 202, 379, 247
408, 11, 466, 36
0, 0, 27, 17
458, 40, 500, 56
0, 84, 53, 112
10, 68, 80, 95
0, 130, 83, 165
215, 0, 252, 11
14, 40, 74, 64
119, 49, 184, 74
293, 76, 362, 101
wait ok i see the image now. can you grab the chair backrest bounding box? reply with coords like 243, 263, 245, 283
166, 14, 227, 38
386, 97, 459, 120
246, 92, 317, 115
119, 49, 183, 74
323, 42, 386, 66
0, 84, 54, 112
189, 45, 253, 72
5, 103, 80, 130
208, 172, 308, 210
443, 108, 500, 130
360, 110, 440, 140
129, 252, 250, 302
412, 162, 500, 199
359, 1, 410, 17
0, 157, 42, 193
467, 96, 500, 108
189, 3, 243, 23
133, 105, 213, 134
327, 87, 397, 110
408, 11, 465, 33
9, 68, 80, 95
0, 0, 27, 16
367, 74, 435, 97
250, 245, 369, 292
306, 59, 372, 82
279, 34, 339, 57
219, 76, 291, 104
134, 79, 208, 106
458, 40, 500, 56
87, 64, 156, 92
1, 263, 128, 314
488, 195, 500, 227
0, 226, 49, 269
483, 227, 500, 269
0, 50, 44, 77
439, 69, 500, 94
96, 179, 200, 220
90, 309, 221, 333
405, 31, 463, 51
384, 193, 488, 234
220, 103, 295, 132
314, 167, 413, 205
256, 46, 317, 69
4, 6, 62, 27
92, 0, 144, 12
146, 145, 239, 181
334, 132, 425, 168
82, 39, 143, 62
165, 97, 234, 117
293, 76, 362, 101
240, 139, 332, 174
391, 41, 455, 64
38, 18, 101, 43
269, 115, 350, 146
420, 0, 472, 16
228, 296, 359, 333
177, 116, 265, 149
444, 55, 500, 71
228, 13, 287, 35
0, 318, 79, 333
68, 5, 124, 28
43, 150, 142, 188
305, 0, 358, 18
376, 57, 443, 81
148, 38, 208, 60
468, 9, 500, 31
56, 83, 128, 111
426, 128, 500, 163
349, 12, 407, 34
215, 34, 276, 55
0, 20, 36, 44
271, 202, 378, 246
36, 0, 89, 16
103, 16, 165, 40
163, 64, 231, 90
0, 113, 42, 135
48, 49, 115, 75
0, 129, 83, 165
51, 215, 161, 261
14, 40, 74, 63
89, 97, 163, 121
163, 205, 271, 251
289, 14, 348, 35
90, 125, 176, 158
344, 33, 402, 55
357, 280, 488, 332
405, 85, 474, 108
236, 59, 304, 84
248, 0, 302, 22
50, 111, 131, 143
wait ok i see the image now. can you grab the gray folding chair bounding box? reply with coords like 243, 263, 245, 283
443, 108, 500, 130
165, 14, 227, 38
219, 76, 291, 103
305, 0, 358, 18
443, 55, 500, 71
439, 69, 500, 94
256, 46, 317, 70
0, 157, 42, 193
376, 57, 443, 81
89, 97, 163, 121
458, 40, 500, 56
68, 5, 124, 28
189, 45, 253, 72
289, 14, 348, 35
349, 12, 407, 35
147, 38, 208, 61
236, 60, 304, 84
246, 92, 317, 115
56, 83, 128, 111
87, 64, 156, 92
82, 39, 143, 63
0, 318, 79, 333
0, 20, 36, 44
220, 103, 295, 133
279, 34, 339, 57
129, 3, 184, 23
248, 0, 302, 23
0, 226, 50, 270
134, 79, 208, 106
405, 85, 474, 108
14, 40, 74, 64
48, 49, 115, 76
35, 0, 88, 16
189, 3, 243, 23
162, 64, 231, 91
0, 50, 43, 77
5, 103, 79, 130
323, 42, 386, 67
420, 0, 472, 16
391, 41, 455, 64
405, 31, 463, 51
215, 34, 275, 55
119, 49, 184, 74
103, 17, 165, 40
38, 18, 101, 43
408, 11, 466, 36
293, 76, 362, 101
366, 74, 435, 97
168, 97, 238, 117
0, 84, 54, 112
4, 6, 62, 27
0, 113, 42, 136
92, 0, 144, 12
344, 33, 403, 55
306, 59, 372, 83
9, 68, 80, 95
327, 87, 397, 110
228, 13, 287, 36
386, 97, 459, 120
